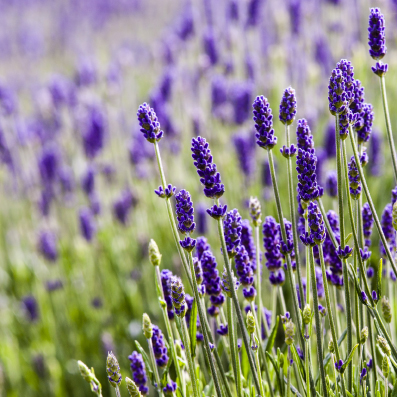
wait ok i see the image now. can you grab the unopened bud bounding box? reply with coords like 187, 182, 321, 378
142, 313, 153, 339
328, 339, 335, 353
360, 326, 369, 344
78, 360, 92, 382
126, 377, 143, 397
381, 296, 392, 324
148, 239, 162, 267
249, 197, 262, 227
303, 304, 311, 325
284, 320, 295, 345
382, 355, 390, 378
106, 352, 122, 388
246, 311, 256, 335
377, 336, 391, 357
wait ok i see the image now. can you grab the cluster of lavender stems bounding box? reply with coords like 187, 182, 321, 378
75, 7, 397, 397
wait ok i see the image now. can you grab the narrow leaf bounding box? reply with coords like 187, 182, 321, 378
291, 343, 306, 382
391, 379, 397, 397
266, 351, 282, 394
341, 344, 359, 373
189, 298, 198, 358
377, 258, 383, 300
345, 233, 353, 245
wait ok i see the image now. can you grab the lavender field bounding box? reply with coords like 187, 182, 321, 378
1, 1, 397, 396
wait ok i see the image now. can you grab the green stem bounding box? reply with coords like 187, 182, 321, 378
180, 317, 200, 397
379, 75, 397, 182
286, 348, 292, 397
309, 246, 328, 397
255, 225, 263, 340
285, 124, 305, 309
187, 252, 222, 397
348, 128, 397, 278
227, 297, 242, 397
254, 345, 266, 397
335, 115, 353, 392
268, 147, 316, 397
148, 338, 164, 397
318, 245, 348, 397
318, 198, 339, 249
368, 308, 378, 389
115, 386, 121, 397
215, 209, 263, 396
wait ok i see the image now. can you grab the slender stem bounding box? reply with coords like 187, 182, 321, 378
215, 210, 263, 396
335, 115, 353, 391
349, 128, 397, 277
180, 317, 200, 397
285, 124, 305, 309
154, 266, 185, 393
115, 386, 121, 397
148, 338, 164, 397
331, 286, 342, 342
187, 252, 222, 397
309, 246, 328, 397
385, 375, 388, 397
332, 354, 340, 397
286, 347, 292, 397
227, 297, 242, 397
368, 308, 378, 390
254, 345, 266, 397
268, 147, 316, 397
379, 75, 397, 182
255, 225, 263, 339
278, 287, 287, 314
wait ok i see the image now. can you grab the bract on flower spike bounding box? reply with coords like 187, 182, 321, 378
106, 352, 122, 388
253, 95, 277, 150
126, 377, 142, 397
148, 239, 162, 267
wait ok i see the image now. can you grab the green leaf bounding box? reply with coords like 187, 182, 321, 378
241, 340, 250, 380
265, 315, 279, 353
189, 298, 198, 358
284, 376, 303, 397
391, 379, 397, 397
291, 343, 306, 382
266, 351, 282, 394
341, 344, 359, 374
345, 233, 353, 245
175, 386, 183, 397
346, 390, 354, 397
377, 258, 383, 301
135, 341, 155, 386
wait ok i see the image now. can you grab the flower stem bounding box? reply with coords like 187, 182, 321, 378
187, 252, 222, 397
379, 75, 397, 182
284, 124, 305, 311
215, 207, 263, 396
254, 345, 266, 397
309, 246, 328, 397
348, 127, 397, 278
148, 338, 164, 397
286, 347, 292, 397
255, 225, 263, 340
180, 317, 200, 397
367, 309, 378, 389
335, 115, 353, 392
227, 297, 242, 397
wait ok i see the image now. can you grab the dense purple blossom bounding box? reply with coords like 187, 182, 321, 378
152, 326, 168, 368
137, 103, 164, 143
296, 119, 314, 152
368, 8, 387, 60
235, 245, 256, 301
231, 82, 252, 125
233, 132, 255, 179
348, 156, 361, 199
380, 203, 395, 256
191, 136, 225, 199
350, 79, 365, 115
356, 104, 374, 144
38, 230, 58, 262
82, 106, 106, 159
325, 171, 338, 198
203, 29, 218, 65
113, 189, 134, 225
307, 201, 326, 244
279, 87, 297, 125
81, 166, 95, 196
296, 148, 322, 202
175, 189, 196, 234
223, 209, 242, 258
128, 352, 149, 395
253, 96, 277, 150
241, 219, 256, 272
38, 144, 60, 185
22, 295, 39, 322
79, 207, 96, 242
362, 203, 374, 247
161, 269, 174, 320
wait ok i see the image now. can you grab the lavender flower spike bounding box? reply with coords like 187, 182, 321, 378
348, 156, 361, 199
128, 352, 149, 395
175, 189, 196, 234
368, 8, 387, 60
137, 103, 164, 143
253, 96, 277, 150
171, 277, 187, 317
279, 87, 297, 125
223, 209, 243, 258
307, 201, 326, 245
191, 136, 225, 199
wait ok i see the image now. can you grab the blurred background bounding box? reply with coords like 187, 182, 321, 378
0, 0, 396, 395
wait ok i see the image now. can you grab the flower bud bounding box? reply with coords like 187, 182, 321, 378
303, 304, 311, 325
278, 349, 285, 368
360, 326, 369, 345
78, 360, 92, 383
148, 239, 162, 267
328, 339, 335, 353
284, 320, 295, 346
249, 197, 262, 227
377, 336, 391, 357
382, 355, 390, 378
246, 310, 256, 335
142, 313, 153, 339
106, 352, 122, 388
126, 377, 143, 397
381, 296, 392, 324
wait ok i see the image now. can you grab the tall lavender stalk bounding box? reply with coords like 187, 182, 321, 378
368, 8, 397, 182
328, 63, 354, 391
137, 104, 231, 397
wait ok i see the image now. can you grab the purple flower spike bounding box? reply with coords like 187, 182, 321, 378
280, 144, 297, 158
361, 291, 368, 303
367, 267, 375, 278
367, 359, 373, 370
152, 326, 169, 368
223, 209, 243, 258
368, 8, 387, 60
79, 207, 96, 242
263, 216, 283, 272
161, 269, 174, 319
328, 68, 348, 116
380, 203, 395, 256
38, 230, 58, 262
175, 189, 196, 234
362, 203, 374, 246
360, 368, 367, 384
300, 231, 315, 247
350, 79, 365, 115
137, 103, 164, 143
216, 324, 228, 336
207, 204, 227, 220
296, 148, 321, 202
356, 104, 374, 144
279, 87, 297, 125
359, 247, 371, 261
155, 184, 176, 199
296, 119, 314, 153
235, 245, 255, 300
128, 352, 149, 395
325, 171, 338, 198
269, 269, 285, 286
348, 156, 361, 199
307, 201, 326, 245
372, 290, 378, 302
336, 245, 353, 259
253, 96, 277, 150
336, 59, 355, 104
372, 61, 388, 76
179, 236, 197, 252
191, 136, 225, 199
